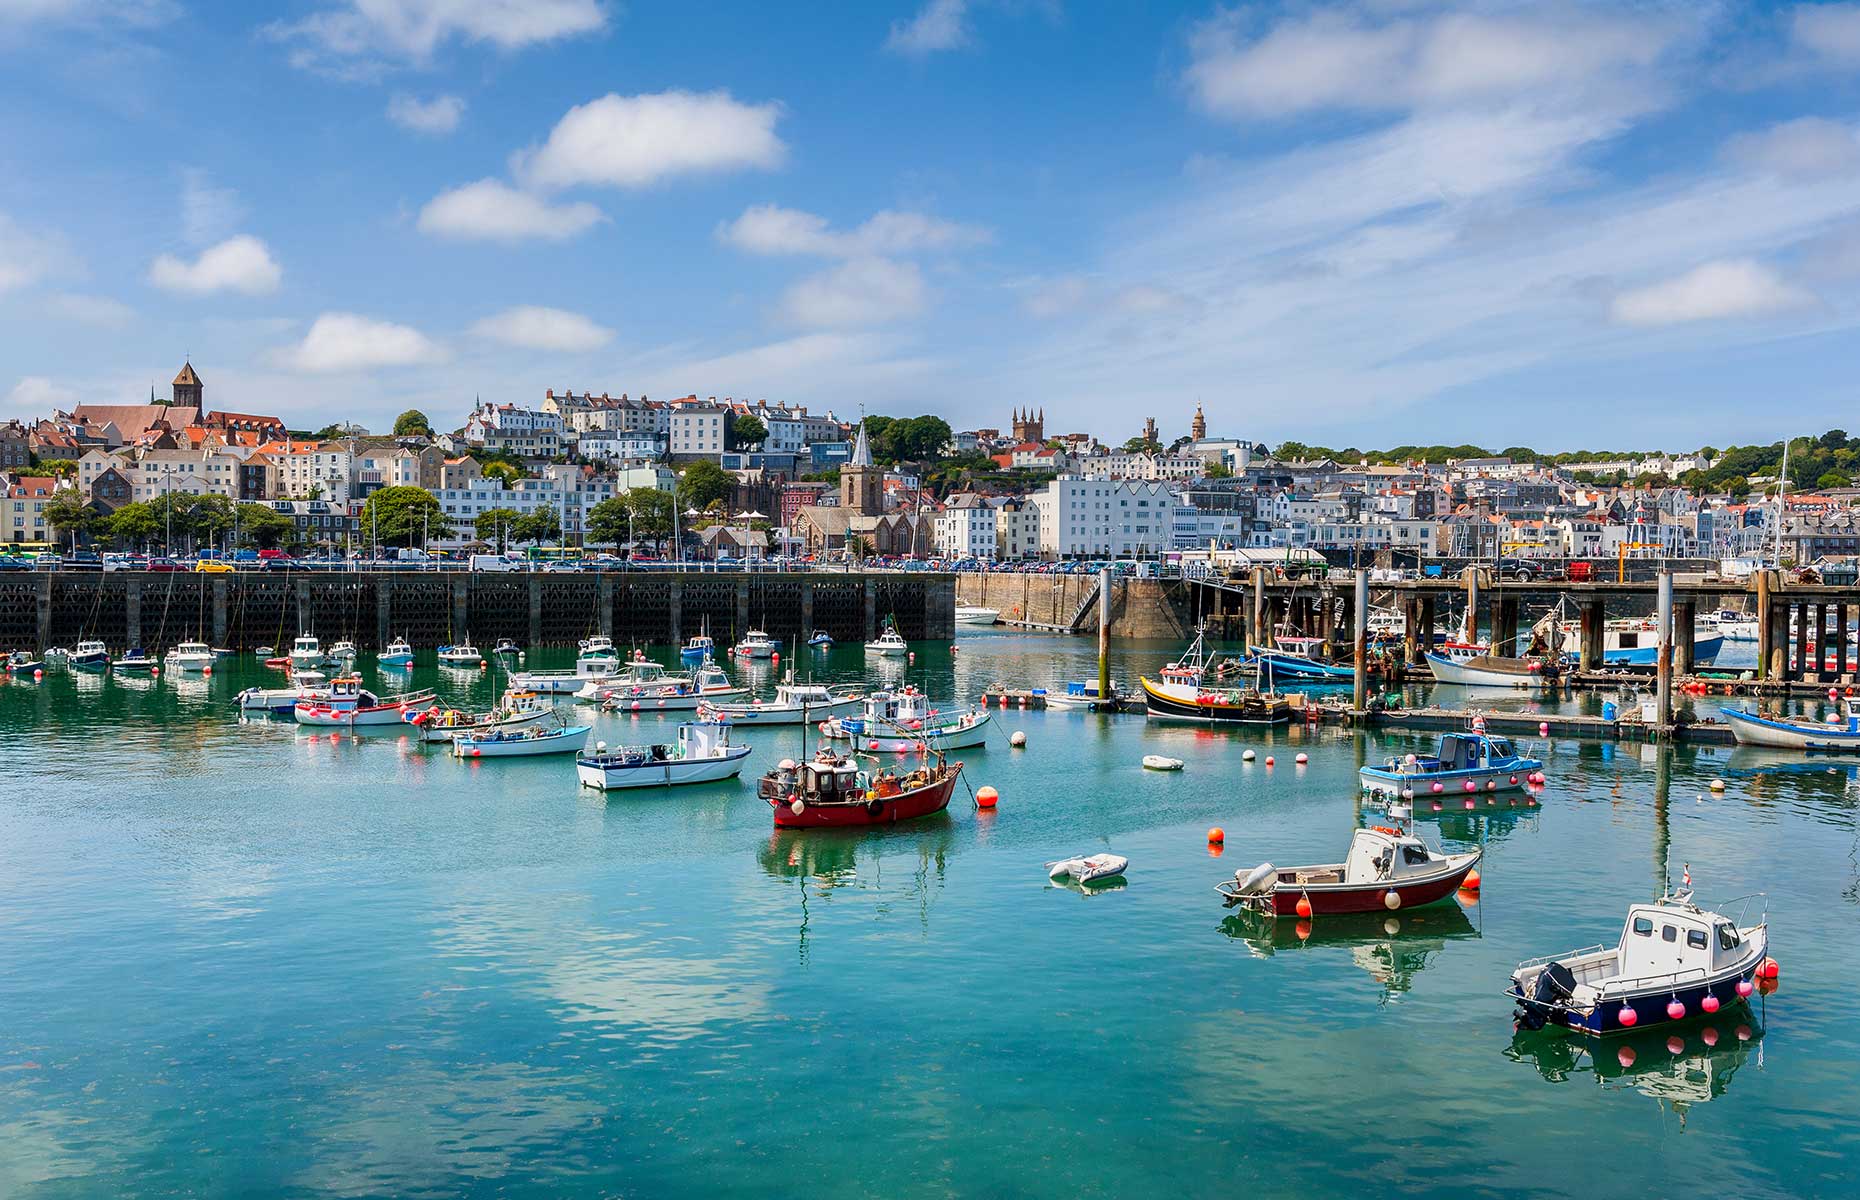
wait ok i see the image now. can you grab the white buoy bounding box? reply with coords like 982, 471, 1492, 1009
1294, 753, 1308, 765
1242, 749, 1256, 762
1709, 778, 1726, 792
1009, 730, 1027, 747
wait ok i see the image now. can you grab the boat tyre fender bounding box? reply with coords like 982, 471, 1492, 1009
866, 797, 885, 817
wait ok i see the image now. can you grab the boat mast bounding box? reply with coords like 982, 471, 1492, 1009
1773, 438, 1790, 569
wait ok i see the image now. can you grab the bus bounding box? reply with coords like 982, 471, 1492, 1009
522, 545, 583, 563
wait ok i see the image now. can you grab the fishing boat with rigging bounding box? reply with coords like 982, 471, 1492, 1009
436, 640, 483, 668
1723, 698, 1860, 750
580, 660, 745, 709
760, 744, 965, 828
378, 637, 415, 668
680, 633, 715, 664
1247, 634, 1356, 682
326, 640, 357, 664
865, 624, 909, 656
287, 634, 325, 670
294, 676, 437, 726
733, 628, 777, 659
575, 720, 753, 789
1425, 650, 1559, 691
1510, 878, 1769, 1036
453, 720, 592, 758
509, 651, 624, 694
403, 689, 557, 743
1142, 629, 1291, 724
70, 639, 111, 670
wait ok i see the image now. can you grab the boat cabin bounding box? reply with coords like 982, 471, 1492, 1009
775, 683, 836, 705
1425, 732, 1513, 771
1340, 827, 1442, 884
325, 676, 377, 704
292, 636, 320, 655
1616, 897, 1749, 983
861, 688, 930, 725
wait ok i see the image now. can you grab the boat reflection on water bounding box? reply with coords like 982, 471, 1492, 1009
1506, 1019, 1766, 1122
1219, 904, 1478, 997
1393, 803, 1544, 850
758, 823, 958, 962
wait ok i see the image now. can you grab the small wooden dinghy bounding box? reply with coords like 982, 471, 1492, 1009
1047, 854, 1129, 886
1141, 754, 1184, 771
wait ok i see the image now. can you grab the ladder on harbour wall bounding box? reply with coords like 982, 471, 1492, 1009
1066, 581, 1102, 633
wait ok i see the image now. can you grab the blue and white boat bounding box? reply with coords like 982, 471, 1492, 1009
1549, 618, 1723, 667
1360, 728, 1543, 798
808, 630, 834, 648
681, 633, 715, 664
69, 639, 111, 670
1510, 885, 1768, 1036
378, 637, 415, 668
1724, 701, 1860, 750
1248, 636, 1354, 682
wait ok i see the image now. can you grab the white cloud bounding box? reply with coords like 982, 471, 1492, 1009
269, 0, 607, 64
1185, 6, 1673, 119
1610, 260, 1815, 327
886, 0, 969, 55
1020, 274, 1091, 318
46, 292, 134, 327
470, 305, 613, 352
513, 90, 786, 190
147, 235, 282, 295
0, 1, 176, 27
1114, 284, 1189, 314
277, 313, 444, 373
180, 168, 244, 247
0, 213, 65, 293
778, 257, 927, 328
6, 375, 78, 415
718, 204, 989, 257
388, 92, 465, 135
416, 179, 604, 241
1792, 2, 1860, 65
1723, 116, 1860, 180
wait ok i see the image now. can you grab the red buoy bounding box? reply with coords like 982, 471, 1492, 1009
1617, 1005, 1638, 1028
1294, 895, 1312, 919
1757, 957, 1780, 981
1462, 869, 1481, 891
1207, 826, 1224, 844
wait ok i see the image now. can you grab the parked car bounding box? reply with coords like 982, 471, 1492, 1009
0, 556, 33, 571
1493, 556, 1539, 582
195, 559, 235, 573
257, 547, 290, 560
147, 557, 186, 572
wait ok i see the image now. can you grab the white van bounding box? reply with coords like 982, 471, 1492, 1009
469, 554, 523, 572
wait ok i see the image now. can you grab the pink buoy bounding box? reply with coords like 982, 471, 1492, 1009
1702, 1026, 1719, 1046
1539, 722, 1549, 736
1666, 999, 1685, 1020
1735, 978, 1754, 998
1486, 780, 1497, 791
1464, 780, 1476, 793
1701, 994, 1720, 1014
868, 740, 880, 751
1617, 1005, 1638, 1028
1617, 1046, 1636, 1068
1736, 1025, 1752, 1041
1666, 1036, 1685, 1054
203, 666, 212, 676
1294, 753, 1308, 765
1510, 775, 1518, 785
1431, 782, 1444, 793
631, 701, 640, 711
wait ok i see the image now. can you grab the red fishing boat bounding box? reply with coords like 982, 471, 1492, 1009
760, 746, 963, 829
1216, 826, 1479, 916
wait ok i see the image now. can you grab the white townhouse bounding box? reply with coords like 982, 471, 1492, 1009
1031, 477, 1177, 559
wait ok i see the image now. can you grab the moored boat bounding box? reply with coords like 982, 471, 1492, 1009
287, 635, 325, 670
70, 639, 111, 670
1216, 826, 1480, 916
327, 640, 357, 663
1142, 629, 1291, 724
510, 653, 624, 694
680, 633, 715, 664
1360, 728, 1544, 798
378, 637, 415, 668
578, 634, 617, 658
760, 747, 964, 828
733, 628, 777, 659
115, 646, 157, 674
705, 681, 863, 725
1248, 635, 1355, 682
4, 651, 45, 674
1043, 678, 1124, 711
1724, 701, 1860, 750
295, 676, 437, 726
824, 687, 991, 751
454, 722, 592, 758
954, 604, 1000, 626
1425, 651, 1558, 691
808, 630, 834, 647
583, 660, 745, 709
493, 638, 521, 657
1047, 854, 1129, 886
865, 625, 909, 656
403, 689, 556, 743
437, 641, 483, 668
1510, 883, 1769, 1036
575, 720, 752, 789
164, 641, 214, 672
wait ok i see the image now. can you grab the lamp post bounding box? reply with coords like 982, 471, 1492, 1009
684, 508, 704, 568
734, 510, 765, 571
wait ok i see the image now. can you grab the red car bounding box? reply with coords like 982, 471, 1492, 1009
258, 548, 290, 560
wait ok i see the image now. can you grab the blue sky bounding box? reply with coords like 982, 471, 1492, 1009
4, 1, 1860, 450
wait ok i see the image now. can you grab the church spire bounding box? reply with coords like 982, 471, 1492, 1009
851, 418, 873, 467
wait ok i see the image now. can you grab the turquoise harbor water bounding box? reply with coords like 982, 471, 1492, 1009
1, 634, 1857, 1198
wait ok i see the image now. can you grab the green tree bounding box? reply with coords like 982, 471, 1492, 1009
627, 488, 675, 544
846, 534, 873, 562
882, 415, 954, 462
1205, 461, 1233, 478
678, 460, 735, 510
729, 413, 768, 450
191, 494, 237, 546
585, 497, 631, 547
510, 509, 562, 545
392, 409, 433, 437
1818, 471, 1852, 489
235, 502, 295, 548
105, 501, 160, 548
474, 507, 523, 547
1122, 436, 1163, 455
40, 458, 77, 480
359, 486, 452, 547
482, 460, 522, 486
42, 487, 97, 544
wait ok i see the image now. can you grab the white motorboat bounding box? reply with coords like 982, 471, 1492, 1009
114, 646, 157, 674
1141, 755, 1183, 771
955, 605, 1000, 626
70, 639, 110, 670
164, 641, 214, 672
1046, 854, 1129, 886
437, 641, 483, 668
1511, 883, 1769, 1036
1043, 679, 1123, 711
510, 653, 624, 694
288, 635, 325, 670
378, 637, 414, 668
238, 681, 321, 714
493, 638, 522, 657
575, 721, 753, 789
598, 661, 746, 711
403, 689, 557, 743
578, 634, 616, 658
733, 628, 777, 659
825, 687, 992, 752
295, 676, 437, 726
705, 681, 864, 725
865, 626, 909, 656
1708, 608, 1759, 643
327, 640, 357, 663
453, 722, 592, 758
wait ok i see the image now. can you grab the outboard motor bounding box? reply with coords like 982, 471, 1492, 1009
1516, 961, 1577, 1031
